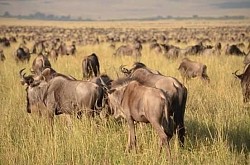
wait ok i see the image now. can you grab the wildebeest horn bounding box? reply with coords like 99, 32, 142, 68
19, 68, 26, 79
119, 65, 130, 74
95, 100, 105, 110
99, 76, 109, 91
232, 70, 239, 76
232, 69, 243, 79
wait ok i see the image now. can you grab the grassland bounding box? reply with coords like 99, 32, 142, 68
0, 19, 249, 164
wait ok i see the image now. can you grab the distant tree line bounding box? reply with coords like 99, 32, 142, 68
0, 11, 247, 21
1, 11, 93, 21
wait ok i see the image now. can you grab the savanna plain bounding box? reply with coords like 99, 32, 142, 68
0, 18, 249, 164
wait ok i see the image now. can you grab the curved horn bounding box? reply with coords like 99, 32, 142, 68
100, 76, 109, 92
19, 68, 26, 79
95, 99, 105, 110
232, 70, 240, 77
232, 69, 243, 80
119, 65, 130, 74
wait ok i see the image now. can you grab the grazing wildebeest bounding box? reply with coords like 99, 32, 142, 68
31, 40, 45, 55
113, 41, 142, 57
31, 54, 52, 75
0, 49, 6, 61
82, 53, 100, 79
121, 62, 187, 147
184, 42, 206, 55
225, 44, 245, 56
20, 68, 104, 123
0, 37, 10, 47
65, 42, 76, 55
233, 64, 250, 103
104, 78, 172, 158
178, 58, 210, 83
14, 47, 30, 63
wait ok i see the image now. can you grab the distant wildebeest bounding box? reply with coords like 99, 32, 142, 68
14, 46, 31, 63
113, 40, 142, 57
233, 64, 250, 103
120, 62, 187, 147
58, 42, 76, 56
178, 58, 210, 83
65, 42, 76, 55
0, 49, 6, 61
184, 42, 206, 55
82, 53, 100, 79
31, 54, 51, 75
31, 40, 46, 55
0, 37, 10, 47
103, 78, 172, 158
20, 68, 104, 124
225, 44, 245, 56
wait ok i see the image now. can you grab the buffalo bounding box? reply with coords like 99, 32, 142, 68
31, 54, 52, 75
82, 53, 100, 79
178, 58, 210, 83
233, 64, 250, 103
104, 78, 172, 158
20, 68, 104, 124
120, 62, 187, 147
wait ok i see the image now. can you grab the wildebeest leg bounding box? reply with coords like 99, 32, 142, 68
126, 118, 136, 153
174, 113, 185, 147
150, 121, 171, 159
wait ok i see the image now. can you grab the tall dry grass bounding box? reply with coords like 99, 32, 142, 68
0, 19, 249, 164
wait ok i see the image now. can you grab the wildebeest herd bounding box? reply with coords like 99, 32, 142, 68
1, 24, 250, 159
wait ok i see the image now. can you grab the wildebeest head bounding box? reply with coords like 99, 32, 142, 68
233, 64, 250, 103
19, 68, 48, 113
120, 62, 160, 77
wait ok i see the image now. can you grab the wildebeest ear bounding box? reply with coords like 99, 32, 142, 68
42, 68, 51, 77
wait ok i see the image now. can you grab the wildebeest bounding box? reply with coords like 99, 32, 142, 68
113, 40, 142, 57
20, 68, 104, 123
90, 74, 113, 87
120, 62, 187, 147
104, 78, 172, 158
0, 37, 10, 47
225, 44, 245, 56
0, 49, 5, 61
31, 40, 47, 55
14, 47, 31, 63
184, 42, 206, 55
243, 50, 250, 66
233, 64, 250, 103
31, 54, 51, 75
82, 53, 100, 79
178, 58, 210, 83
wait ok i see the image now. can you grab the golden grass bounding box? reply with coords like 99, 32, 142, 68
0, 19, 249, 164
